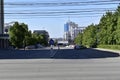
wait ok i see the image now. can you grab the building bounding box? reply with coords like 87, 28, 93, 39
0, 34, 9, 48
4, 21, 16, 34
64, 21, 85, 43
33, 30, 49, 37
64, 23, 70, 41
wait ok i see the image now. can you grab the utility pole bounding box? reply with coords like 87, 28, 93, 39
0, 0, 4, 34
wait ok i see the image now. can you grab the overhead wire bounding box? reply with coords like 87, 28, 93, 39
4, 0, 120, 19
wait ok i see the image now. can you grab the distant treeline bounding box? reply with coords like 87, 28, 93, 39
74, 5, 120, 48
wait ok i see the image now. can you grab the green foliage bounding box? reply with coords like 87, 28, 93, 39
98, 11, 116, 45
32, 33, 48, 46
24, 36, 37, 46
9, 22, 48, 48
82, 24, 97, 47
98, 45, 120, 50
74, 5, 120, 48
9, 22, 28, 48
74, 33, 83, 45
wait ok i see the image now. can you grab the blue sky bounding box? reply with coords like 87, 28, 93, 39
4, 0, 120, 38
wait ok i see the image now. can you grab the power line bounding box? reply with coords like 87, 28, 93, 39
4, 2, 119, 7
4, 0, 120, 19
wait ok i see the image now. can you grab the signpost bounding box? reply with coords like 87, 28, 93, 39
49, 39, 54, 58
49, 39, 54, 49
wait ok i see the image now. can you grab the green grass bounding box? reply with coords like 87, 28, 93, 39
97, 45, 120, 50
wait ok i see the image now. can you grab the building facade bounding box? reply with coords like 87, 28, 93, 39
4, 21, 16, 34
64, 21, 85, 43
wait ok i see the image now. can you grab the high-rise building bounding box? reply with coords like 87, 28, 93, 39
64, 22, 70, 40
64, 21, 85, 43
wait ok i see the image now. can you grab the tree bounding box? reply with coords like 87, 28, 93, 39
82, 24, 97, 47
32, 33, 48, 46
24, 31, 38, 46
74, 33, 83, 45
114, 5, 120, 44
98, 11, 117, 45
75, 5, 120, 47
9, 21, 49, 48
9, 22, 29, 48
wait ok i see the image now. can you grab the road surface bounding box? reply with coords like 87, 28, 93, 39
0, 58, 120, 80
0, 48, 119, 59
0, 48, 120, 80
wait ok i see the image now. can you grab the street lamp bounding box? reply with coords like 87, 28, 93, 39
0, 0, 4, 34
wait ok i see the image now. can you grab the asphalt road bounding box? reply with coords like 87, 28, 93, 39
0, 48, 120, 80
0, 48, 119, 59
0, 58, 120, 80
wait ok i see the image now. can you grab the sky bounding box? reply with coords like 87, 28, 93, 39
4, 0, 120, 38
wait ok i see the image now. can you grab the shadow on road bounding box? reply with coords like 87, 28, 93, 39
0, 48, 119, 59
53, 48, 120, 59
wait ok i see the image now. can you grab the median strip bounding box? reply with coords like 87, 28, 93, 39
94, 48, 120, 55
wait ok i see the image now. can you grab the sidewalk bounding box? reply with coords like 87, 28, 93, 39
94, 48, 120, 54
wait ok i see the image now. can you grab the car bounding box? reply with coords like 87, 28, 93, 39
74, 45, 86, 50
25, 45, 35, 49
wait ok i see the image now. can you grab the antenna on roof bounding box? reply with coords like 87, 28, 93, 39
68, 16, 70, 22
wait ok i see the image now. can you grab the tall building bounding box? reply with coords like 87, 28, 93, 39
64, 22, 70, 41
64, 21, 85, 43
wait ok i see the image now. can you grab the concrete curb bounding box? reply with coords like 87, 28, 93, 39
94, 48, 120, 54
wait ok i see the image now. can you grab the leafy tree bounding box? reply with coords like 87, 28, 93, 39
98, 11, 117, 45
75, 5, 120, 48
24, 31, 37, 46
82, 24, 97, 47
9, 21, 49, 48
114, 5, 120, 44
9, 22, 29, 48
40, 34, 48, 46
32, 33, 48, 46
74, 33, 83, 45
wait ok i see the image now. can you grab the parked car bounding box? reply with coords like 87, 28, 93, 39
74, 45, 86, 50
35, 44, 44, 48
25, 45, 35, 49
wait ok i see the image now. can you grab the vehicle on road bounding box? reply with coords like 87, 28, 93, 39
74, 45, 86, 50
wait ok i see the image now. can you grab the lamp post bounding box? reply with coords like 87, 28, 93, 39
0, 0, 4, 34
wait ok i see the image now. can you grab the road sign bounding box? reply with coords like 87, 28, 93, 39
49, 39, 54, 45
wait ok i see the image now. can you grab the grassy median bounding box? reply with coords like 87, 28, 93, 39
97, 45, 120, 50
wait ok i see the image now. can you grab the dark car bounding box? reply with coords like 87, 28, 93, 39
74, 45, 86, 50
